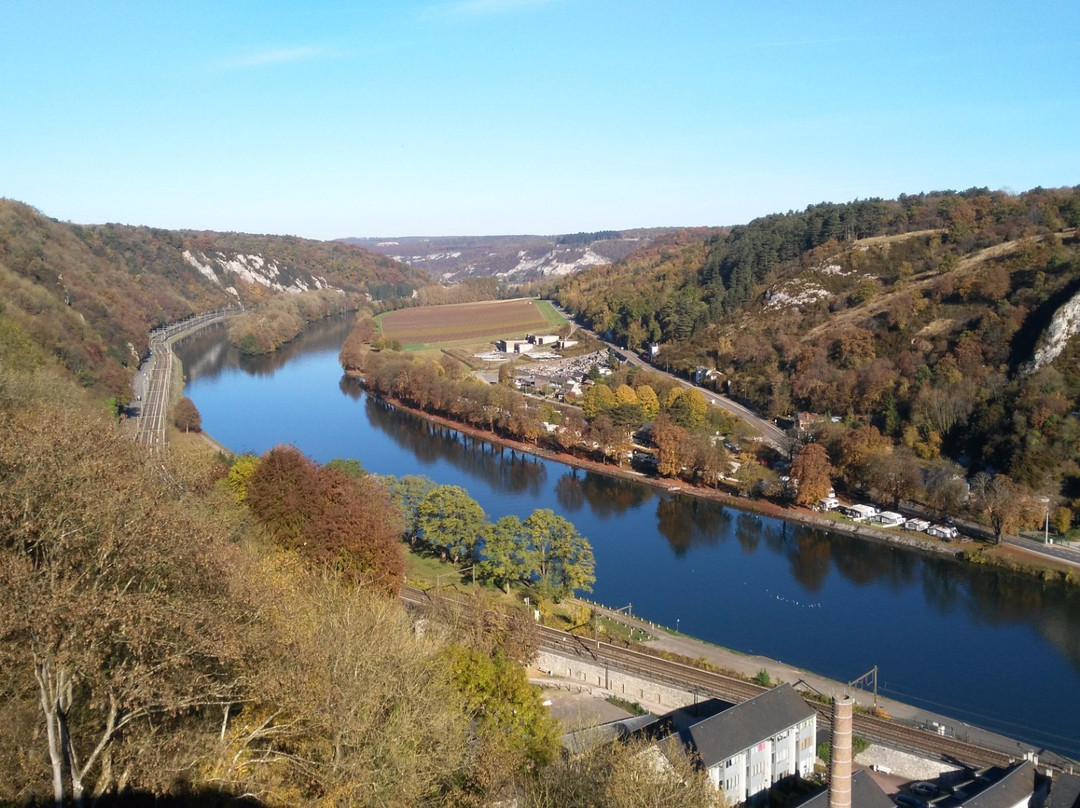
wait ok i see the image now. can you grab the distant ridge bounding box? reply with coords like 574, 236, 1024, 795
340, 228, 688, 283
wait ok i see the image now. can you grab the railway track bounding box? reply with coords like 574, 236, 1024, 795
134, 307, 241, 452
401, 585, 1024, 770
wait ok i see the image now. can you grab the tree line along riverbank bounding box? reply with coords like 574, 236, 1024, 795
337, 362, 1080, 589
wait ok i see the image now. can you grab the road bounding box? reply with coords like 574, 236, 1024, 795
552, 303, 787, 450
614, 344, 788, 449
557, 304, 1080, 567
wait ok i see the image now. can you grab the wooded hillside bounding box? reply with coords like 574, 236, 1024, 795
553, 187, 1080, 514
0, 199, 429, 402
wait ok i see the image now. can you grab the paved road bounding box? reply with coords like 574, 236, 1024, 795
556, 304, 1080, 569
1004, 532, 1080, 566
553, 304, 787, 450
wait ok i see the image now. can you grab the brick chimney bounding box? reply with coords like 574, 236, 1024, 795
829, 695, 854, 808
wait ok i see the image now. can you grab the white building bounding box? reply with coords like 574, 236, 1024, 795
660, 684, 817, 806
495, 339, 534, 353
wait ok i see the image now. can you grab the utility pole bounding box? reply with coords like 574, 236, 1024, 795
848, 666, 878, 710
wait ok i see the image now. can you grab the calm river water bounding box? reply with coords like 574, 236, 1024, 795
176, 315, 1080, 759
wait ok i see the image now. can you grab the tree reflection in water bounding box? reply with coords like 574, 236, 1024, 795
657, 496, 731, 557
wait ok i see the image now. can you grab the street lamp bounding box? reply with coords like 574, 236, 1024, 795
676, 617, 680, 634
1039, 497, 1052, 545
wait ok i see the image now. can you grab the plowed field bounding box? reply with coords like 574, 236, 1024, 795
379, 299, 557, 345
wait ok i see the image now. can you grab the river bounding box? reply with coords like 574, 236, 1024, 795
175, 315, 1080, 759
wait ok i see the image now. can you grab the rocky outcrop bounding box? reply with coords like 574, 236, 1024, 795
1028, 287, 1080, 372
181, 249, 332, 294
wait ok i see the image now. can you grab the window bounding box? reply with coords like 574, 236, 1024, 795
799, 736, 813, 750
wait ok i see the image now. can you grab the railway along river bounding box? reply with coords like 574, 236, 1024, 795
175, 314, 1080, 760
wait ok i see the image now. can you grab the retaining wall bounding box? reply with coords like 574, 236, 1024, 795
535, 650, 701, 710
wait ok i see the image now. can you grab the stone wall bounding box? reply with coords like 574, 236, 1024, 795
535, 650, 701, 711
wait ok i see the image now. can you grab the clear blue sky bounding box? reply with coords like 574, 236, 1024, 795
2, 0, 1077, 239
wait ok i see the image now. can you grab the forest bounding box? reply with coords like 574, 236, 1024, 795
551, 187, 1080, 532
0, 199, 428, 404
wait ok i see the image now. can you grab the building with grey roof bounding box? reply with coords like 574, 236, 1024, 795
790, 768, 894, 807
957, 761, 1035, 808
659, 683, 817, 806
1049, 771, 1080, 808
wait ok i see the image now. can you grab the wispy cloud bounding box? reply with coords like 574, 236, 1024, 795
215, 46, 329, 71
423, 0, 559, 20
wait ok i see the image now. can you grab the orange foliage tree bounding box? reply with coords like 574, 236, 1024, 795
246, 446, 404, 595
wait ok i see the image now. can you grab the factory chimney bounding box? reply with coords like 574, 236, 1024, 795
829, 695, 854, 808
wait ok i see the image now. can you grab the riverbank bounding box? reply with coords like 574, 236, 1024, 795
346, 379, 1080, 584
170, 321, 1080, 761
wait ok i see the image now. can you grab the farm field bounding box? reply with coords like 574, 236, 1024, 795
378, 298, 564, 349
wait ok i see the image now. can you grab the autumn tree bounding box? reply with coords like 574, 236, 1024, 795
173, 395, 202, 432
339, 318, 374, 370
310, 464, 405, 594
581, 382, 616, 420
922, 459, 970, 519
687, 435, 729, 488
208, 559, 471, 806
865, 448, 922, 509
969, 472, 1042, 541
666, 387, 706, 429
226, 452, 260, 502
446, 645, 559, 771
588, 413, 631, 464
1052, 506, 1073, 537
0, 400, 250, 806
246, 445, 320, 548
519, 736, 723, 808
614, 384, 637, 406
634, 383, 660, 419
836, 424, 892, 489
790, 442, 834, 508
246, 445, 405, 594
653, 415, 689, 478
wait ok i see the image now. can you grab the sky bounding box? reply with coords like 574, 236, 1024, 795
2, 0, 1078, 240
